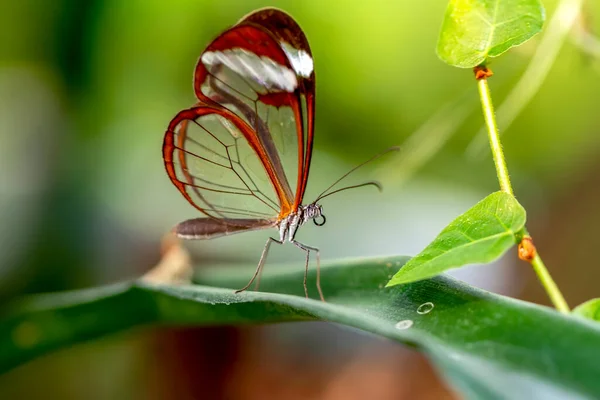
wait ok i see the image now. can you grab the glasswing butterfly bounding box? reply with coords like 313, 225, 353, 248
163, 8, 394, 300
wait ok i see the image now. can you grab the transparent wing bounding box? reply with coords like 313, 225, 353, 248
163, 106, 283, 223
239, 9, 316, 207
193, 8, 316, 214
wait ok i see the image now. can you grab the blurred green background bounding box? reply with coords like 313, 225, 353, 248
1, 0, 600, 398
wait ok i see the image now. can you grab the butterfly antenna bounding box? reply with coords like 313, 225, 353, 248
314, 146, 399, 202
315, 181, 382, 202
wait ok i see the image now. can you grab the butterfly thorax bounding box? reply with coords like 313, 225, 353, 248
278, 203, 323, 243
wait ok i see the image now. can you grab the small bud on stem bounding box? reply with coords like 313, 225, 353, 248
474, 65, 494, 80
518, 236, 536, 262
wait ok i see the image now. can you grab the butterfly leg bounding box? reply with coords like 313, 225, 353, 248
292, 241, 324, 301
235, 237, 282, 294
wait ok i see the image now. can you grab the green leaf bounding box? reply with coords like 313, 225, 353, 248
437, 0, 545, 68
2, 257, 600, 399
387, 191, 525, 286
574, 298, 600, 321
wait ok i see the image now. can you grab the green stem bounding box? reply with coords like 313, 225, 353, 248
477, 78, 514, 196
477, 73, 570, 313
530, 253, 570, 313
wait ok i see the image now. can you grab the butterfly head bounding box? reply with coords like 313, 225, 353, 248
302, 203, 326, 227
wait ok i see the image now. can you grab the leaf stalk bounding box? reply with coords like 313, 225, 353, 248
476, 68, 513, 196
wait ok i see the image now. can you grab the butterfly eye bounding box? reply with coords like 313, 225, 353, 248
313, 214, 326, 226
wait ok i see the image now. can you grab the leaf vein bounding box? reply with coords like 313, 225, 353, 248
417, 231, 511, 263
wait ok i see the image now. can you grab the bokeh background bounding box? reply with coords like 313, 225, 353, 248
1, 0, 599, 398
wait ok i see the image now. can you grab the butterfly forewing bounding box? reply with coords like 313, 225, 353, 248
238, 9, 317, 205
193, 9, 315, 212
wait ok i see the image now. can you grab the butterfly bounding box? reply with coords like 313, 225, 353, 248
163, 8, 394, 300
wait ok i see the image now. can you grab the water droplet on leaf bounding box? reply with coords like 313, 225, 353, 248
395, 320, 413, 330
417, 302, 434, 315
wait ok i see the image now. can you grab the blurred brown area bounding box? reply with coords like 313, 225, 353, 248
152, 326, 457, 400
1, 324, 458, 399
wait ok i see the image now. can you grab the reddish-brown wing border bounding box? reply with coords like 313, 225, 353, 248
163, 105, 289, 220
194, 8, 316, 213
